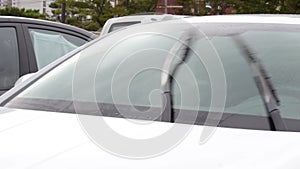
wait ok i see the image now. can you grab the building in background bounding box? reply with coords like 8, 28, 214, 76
156, 0, 234, 15
11, 0, 54, 16
0, 0, 11, 8
109, 0, 119, 7
0, 0, 5, 8
156, 0, 182, 14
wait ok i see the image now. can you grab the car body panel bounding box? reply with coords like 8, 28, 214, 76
0, 107, 299, 169
185, 14, 300, 24
0, 16, 97, 40
100, 14, 187, 36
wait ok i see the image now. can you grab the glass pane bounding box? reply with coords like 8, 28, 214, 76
29, 29, 87, 69
245, 31, 300, 120
108, 21, 141, 33
0, 27, 19, 90
11, 33, 178, 110
173, 36, 264, 116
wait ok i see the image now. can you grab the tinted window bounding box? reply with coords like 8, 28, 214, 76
29, 29, 87, 69
7, 33, 177, 106
108, 21, 141, 33
0, 27, 19, 90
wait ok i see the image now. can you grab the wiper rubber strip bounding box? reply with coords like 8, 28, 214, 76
234, 35, 287, 131
161, 30, 194, 123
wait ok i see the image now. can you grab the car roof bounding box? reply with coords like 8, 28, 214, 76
183, 14, 300, 25
100, 14, 188, 36
106, 14, 187, 22
0, 16, 97, 39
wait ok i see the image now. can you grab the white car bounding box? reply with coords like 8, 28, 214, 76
0, 15, 300, 169
100, 14, 187, 36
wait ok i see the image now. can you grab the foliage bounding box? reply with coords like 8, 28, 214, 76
234, 0, 281, 14
281, 0, 300, 13
86, 0, 115, 29
4, 0, 300, 31
118, 0, 157, 14
50, 0, 124, 31
175, 0, 300, 15
0, 7, 47, 19
49, 0, 158, 31
174, 0, 196, 15
175, 0, 236, 15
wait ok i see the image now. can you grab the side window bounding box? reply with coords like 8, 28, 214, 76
108, 21, 141, 33
0, 27, 19, 90
8, 33, 178, 109
28, 29, 87, 69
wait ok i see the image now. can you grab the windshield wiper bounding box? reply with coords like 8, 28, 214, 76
161, 30, 194, 122
233, 36, 287, 131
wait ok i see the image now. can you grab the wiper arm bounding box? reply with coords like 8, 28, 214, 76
161, 30, 194, 122
233, 36, 287, 131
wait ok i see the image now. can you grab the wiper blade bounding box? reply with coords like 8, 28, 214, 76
161, 30, 194, 122
233, 36, 287, 131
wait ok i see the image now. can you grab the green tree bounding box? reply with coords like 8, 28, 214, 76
50, 0, 158, 31
234, 0, 300, 14
208, 0, 237, 14
174, 0, 196, 15
50, 0, 127, 31
119, 0, 157, 14
86, 0, 114, 28
281, 0, 300, 13
175, 0, 286, 15
235, 0, 281, 14
50, 0, 90, 23
175, 0, 236, 15
0, 7, 47, 19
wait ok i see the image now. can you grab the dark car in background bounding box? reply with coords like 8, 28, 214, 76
0, 16, 97, 95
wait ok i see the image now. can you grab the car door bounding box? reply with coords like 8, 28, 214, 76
21, 23, 91, 72
0, 23, 29, 96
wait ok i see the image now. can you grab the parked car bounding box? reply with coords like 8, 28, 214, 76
100, 14, 187, 36
0, 16, 97, 96
1, 15, 300, 168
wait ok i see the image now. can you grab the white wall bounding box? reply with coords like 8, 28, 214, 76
0, 0, 4, 8
0, 0, 10, 8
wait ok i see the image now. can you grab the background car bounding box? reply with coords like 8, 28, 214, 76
0, 16, 97, 95
100, 14, 187, 36
0, 15, 300, 168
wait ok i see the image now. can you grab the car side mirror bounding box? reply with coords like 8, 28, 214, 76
14, 73, 35, 86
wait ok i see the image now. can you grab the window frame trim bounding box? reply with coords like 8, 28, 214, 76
6, 97, 300, 131
22, 23, 92, 73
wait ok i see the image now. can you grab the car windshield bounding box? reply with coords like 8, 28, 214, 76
4, 21, 300, 131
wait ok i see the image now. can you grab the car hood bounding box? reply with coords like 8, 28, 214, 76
0, 107, 300, 169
